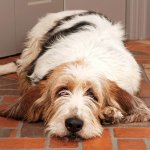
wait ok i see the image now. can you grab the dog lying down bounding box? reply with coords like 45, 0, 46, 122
0, 10, 150, 141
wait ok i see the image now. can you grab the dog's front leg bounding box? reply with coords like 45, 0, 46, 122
100, 106, 124, 125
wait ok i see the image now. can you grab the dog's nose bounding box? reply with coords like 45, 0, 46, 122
65, 117, 83, 133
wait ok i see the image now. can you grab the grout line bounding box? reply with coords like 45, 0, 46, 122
49, 148, 77, 150
0, 89, 19, 91
114, 137, 150, 140
1, 76, 18, 81
0, 127, 17, 130
109, 128, 118, 150
0, 89, 20, 96
15, 149, 44, 150
0, 96, 3, 103
106, 126, 150, 128
144, 139, 150, 150
45, 132, 50, 150
0, 83, 19, 88
77, 141, 83, 150
16, 121, 23, 138
0, 89, 20, 93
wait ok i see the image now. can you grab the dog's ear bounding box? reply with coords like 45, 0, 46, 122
103, 80, 150, 123
0, 82, 49, 122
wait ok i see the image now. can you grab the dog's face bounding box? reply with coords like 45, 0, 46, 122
2, 60, 145, 141
44, 61, 104, 140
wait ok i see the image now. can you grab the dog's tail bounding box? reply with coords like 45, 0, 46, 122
0, 61, 18, 76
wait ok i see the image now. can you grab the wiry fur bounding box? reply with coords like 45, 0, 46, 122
0, 10, 150, 140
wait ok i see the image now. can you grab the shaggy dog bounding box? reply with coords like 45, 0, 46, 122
0, 10, 150, 140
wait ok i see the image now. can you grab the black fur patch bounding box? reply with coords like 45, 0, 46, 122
42, 21, 94, 51
27, 21, 94, 77
27, 10, 103, 79
46, 10, 106, 37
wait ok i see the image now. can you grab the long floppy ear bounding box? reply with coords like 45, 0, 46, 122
0, 82, 48, 122
104, 80, 150, 123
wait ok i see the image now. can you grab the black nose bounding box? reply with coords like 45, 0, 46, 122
65, 117, 83, 133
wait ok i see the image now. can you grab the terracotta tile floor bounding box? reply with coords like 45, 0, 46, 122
0, 40, 150, 149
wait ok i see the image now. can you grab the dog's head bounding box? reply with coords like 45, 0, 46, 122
1, 60, 143, 140
43, 61, 105, 140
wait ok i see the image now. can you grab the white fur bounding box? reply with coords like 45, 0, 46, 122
17, 10, 86, 71
27, 10, 141, 94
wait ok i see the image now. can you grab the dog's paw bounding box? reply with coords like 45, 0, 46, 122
28, 73, 41, 84
27, 64, 49, 84
101, 106, 124, 125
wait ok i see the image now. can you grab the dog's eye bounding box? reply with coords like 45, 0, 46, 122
57, 87, 69, 97
85, 89, 98, 101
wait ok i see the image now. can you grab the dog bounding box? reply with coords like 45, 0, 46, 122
0, 10, 150, 140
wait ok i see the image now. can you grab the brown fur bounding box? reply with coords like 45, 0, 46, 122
0, 61, 150, 127
0, 81, 47, 122
103, 80, 150, 123
17, 71, 31, 93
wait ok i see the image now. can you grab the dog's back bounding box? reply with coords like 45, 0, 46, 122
0, 10, 140, 95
